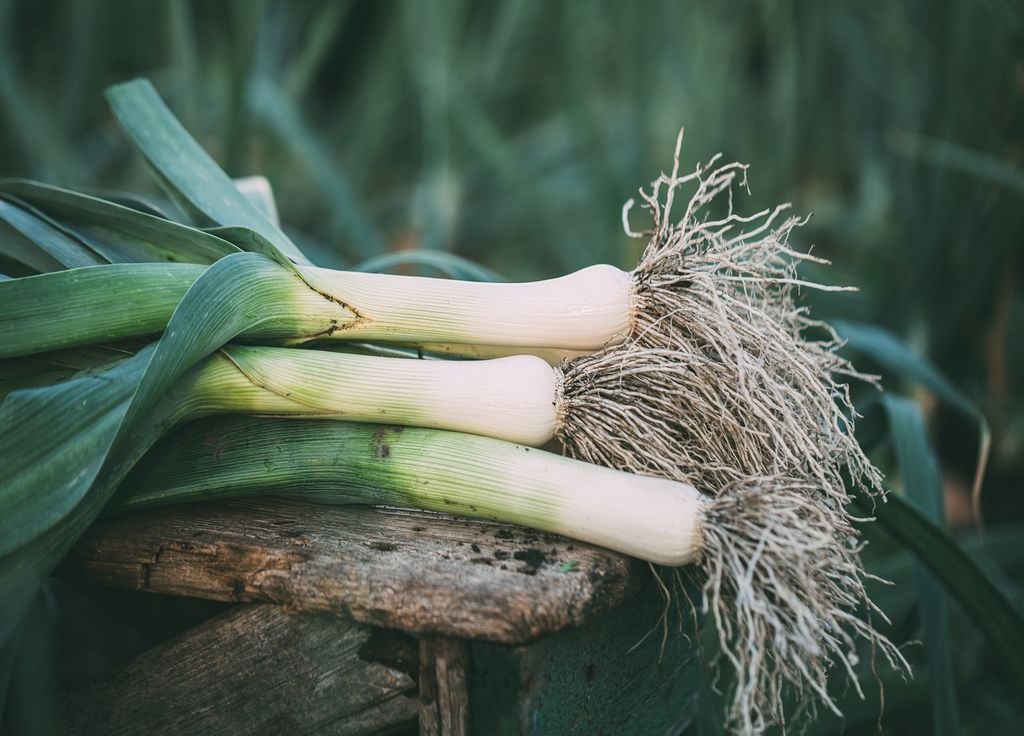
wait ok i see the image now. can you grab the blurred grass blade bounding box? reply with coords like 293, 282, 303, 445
248, 76, 381, 259
0, 264, 204, 359
888, 128, 1024, 196
836, 321, 977, 417
836, 319, 991, 518
0, 180, 240, 265
0, 197, 102, 269
104, 78, 310, 266
853, 489, 1024, 694
883, 395, 961, 735
283, 2, 350, 99
883, 396, 944, 518
354, 249, 505, 281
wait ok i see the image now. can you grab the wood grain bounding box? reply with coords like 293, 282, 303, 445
419, 638, 470, 736
59, 498, 642, 644
58, 604, 418, 736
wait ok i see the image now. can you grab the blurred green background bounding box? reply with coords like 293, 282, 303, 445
1, 0, 1022, 733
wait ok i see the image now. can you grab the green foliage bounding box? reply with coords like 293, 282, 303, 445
105, 79, 308, 265
0, 179, 239, 265
0, 265, 201, 358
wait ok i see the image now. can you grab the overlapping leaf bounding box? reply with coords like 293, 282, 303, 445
0, 196, 102, 270
0, 180, 239, 265
0, 264, 203, 359
0, 251, 308, 643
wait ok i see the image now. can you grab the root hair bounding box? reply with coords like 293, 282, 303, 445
556, 132, 908, 732
698, 478, 909, 734
559, 129, 882, 505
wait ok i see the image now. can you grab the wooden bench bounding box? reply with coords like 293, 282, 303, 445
56, 498, 699, 735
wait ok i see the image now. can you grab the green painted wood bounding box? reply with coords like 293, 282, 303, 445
470, 573, 698, 736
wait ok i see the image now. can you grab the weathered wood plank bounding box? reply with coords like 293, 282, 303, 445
419, 638, 470, 736
58, 604, 418, 736
58, 499, 641, 644
470, 575, 699, 736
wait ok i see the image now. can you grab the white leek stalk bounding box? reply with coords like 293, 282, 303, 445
179, 347, 560, 446
295, 263, 633, 349
373, 342, 589, 366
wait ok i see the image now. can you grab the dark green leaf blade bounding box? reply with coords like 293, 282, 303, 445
0, 342, 146, 399
854, 490, 1024, 695
0, 179, 240, 265
0, 348, 148, 556
104, 78, 310, 266
837, 319, 991, 514
883, 395, 961, 735
0, 197, 102, 270
0, 252, 315, 643
837, 321, 976, 417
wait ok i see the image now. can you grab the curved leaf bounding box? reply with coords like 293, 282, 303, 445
0, 179, 240, 265
104, 78, 309, 266
0, 263, 204, 359
0, 348, 148, 555
853, 489, 1024, 694
883, 395, 961, 735
0, 252, 312, 643
837, 319, 991, 516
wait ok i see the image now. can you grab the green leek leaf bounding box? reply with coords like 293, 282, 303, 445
0, 263, 204, 359
0, 179, 239, 265
0, 197, 102, 270
104, 78, 309, 266
0, 252, 304, 644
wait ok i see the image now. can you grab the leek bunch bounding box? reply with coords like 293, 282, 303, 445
0, 79, 908, 733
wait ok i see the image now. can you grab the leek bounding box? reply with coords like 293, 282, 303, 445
115, 419, 703, 566
0, 260, 623, 360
